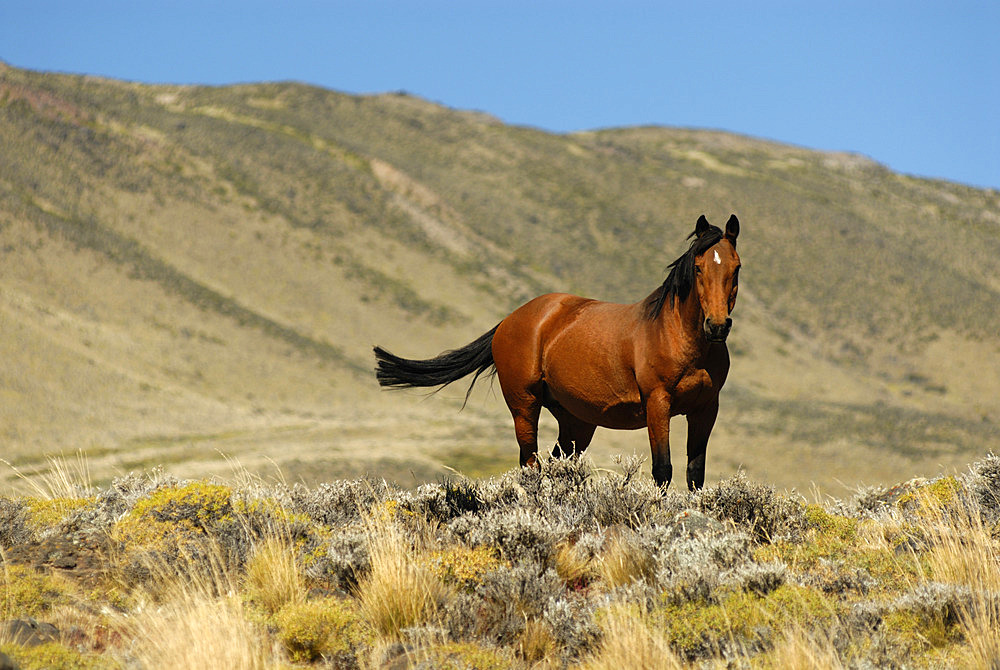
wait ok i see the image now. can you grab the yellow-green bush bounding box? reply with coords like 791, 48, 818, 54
0, 642, 119, 670
804, 504, 858, 540
273, 597, 370, 663
415, 641, 508, 670
23, 496, 96, 530
114, 482, 233, 548
653, 584, 838, 658
425, 545, 502, 591
1, 564, 74, 617
896, 476, 963, 516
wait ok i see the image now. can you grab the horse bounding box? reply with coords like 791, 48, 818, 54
373, 214, 741, 489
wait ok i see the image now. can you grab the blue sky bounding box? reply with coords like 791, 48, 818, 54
3, 1, 998, 189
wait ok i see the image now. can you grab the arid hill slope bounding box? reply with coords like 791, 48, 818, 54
1, 63, 998, 492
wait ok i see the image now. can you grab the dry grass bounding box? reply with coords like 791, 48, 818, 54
918, 493, 1000, 669
244, 535, 306, 616
766, 627, 845, 670
355, 517, 451, 639
581, 607, 684, 670
124, 591, 272, 670
1, 450, 92, 499
116, 549, 274, 669
519, 618, 557, 664
596, 533, 655, 589
553, 540, 595, 587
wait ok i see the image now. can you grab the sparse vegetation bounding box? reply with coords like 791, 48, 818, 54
0, 453, 998, 667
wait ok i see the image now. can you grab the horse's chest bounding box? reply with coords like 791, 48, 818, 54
670, 368, 717, 414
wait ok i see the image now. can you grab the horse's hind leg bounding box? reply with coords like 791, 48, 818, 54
546, 401, 597, 458
511, 399, 542, 467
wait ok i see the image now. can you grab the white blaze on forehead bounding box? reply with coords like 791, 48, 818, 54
713, 249, 722, 265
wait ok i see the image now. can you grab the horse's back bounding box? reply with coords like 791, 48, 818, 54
492, 293, 646, 429
493, 293, 635, 363
491, 293, 589, 374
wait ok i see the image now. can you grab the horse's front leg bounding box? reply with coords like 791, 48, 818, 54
685, 398, 719, 491
645, 388, 672, 488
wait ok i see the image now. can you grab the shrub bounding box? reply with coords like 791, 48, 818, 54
542, 592, 602, 660
0, 497, 32, 548
425, 545, 503, 591
653, 584, 838, 660
694, 471, 806, 542
1, 564, 74, 616
657, 529, 754, 604
725, 560, 788, 596
589, 455, 668, 528
308, 525, 370, 589
452, 562, 564, 646
23, 496, 97, 532
965, 451, 1000, 519
804, 504, 858, 540
896, 476, 964, 518
114, 481, 233, 549
288, 477, 397, 527
409, 640, 509, 670
447, 507, 567, 565
0, 642, 117, 670
273, 596, 370, 664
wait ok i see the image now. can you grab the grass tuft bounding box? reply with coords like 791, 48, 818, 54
355, 518, 451, 639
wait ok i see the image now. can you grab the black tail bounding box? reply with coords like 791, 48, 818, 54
373, 325, 499, 405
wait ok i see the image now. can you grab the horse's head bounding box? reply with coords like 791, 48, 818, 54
693, 214, 740, 342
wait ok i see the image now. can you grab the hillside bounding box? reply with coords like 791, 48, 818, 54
1, 62, 998, 493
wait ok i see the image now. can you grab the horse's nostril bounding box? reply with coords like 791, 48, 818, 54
725, 318, 733, 329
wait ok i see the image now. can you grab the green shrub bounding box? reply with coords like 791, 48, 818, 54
896, 476, 964, 517
23, 496, 96, 531
273, 596, 370, 663
0, 643, 119, 670
653, 584, 838, 660
115, 481, 234, 548
1, 564, 74, 616
425, 545, 503, 591
805, 504, 858, 540
415, 641, 509, 669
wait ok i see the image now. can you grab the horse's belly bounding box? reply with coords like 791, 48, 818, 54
534, 298, 647, 429
546, 379, 646, 430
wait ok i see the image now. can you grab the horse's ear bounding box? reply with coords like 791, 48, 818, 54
725, 214, 740, 245
695, 214, 710, 237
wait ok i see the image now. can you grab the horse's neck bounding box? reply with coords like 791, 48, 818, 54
661, 295, 708, 359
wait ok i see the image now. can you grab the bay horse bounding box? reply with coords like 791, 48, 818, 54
373, 214, 741, 489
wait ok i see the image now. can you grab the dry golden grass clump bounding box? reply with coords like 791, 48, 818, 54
355, 517, 452, 639
0, 452, 998, 668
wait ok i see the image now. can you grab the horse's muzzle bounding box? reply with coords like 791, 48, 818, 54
704, 317, 732, 342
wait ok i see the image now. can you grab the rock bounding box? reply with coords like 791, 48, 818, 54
2, 528, 112, 589
2, 618, 60, 646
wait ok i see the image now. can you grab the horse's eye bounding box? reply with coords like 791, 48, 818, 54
694, 266, 703, 275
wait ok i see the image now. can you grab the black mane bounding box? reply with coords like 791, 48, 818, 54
643, 223, 724, 320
